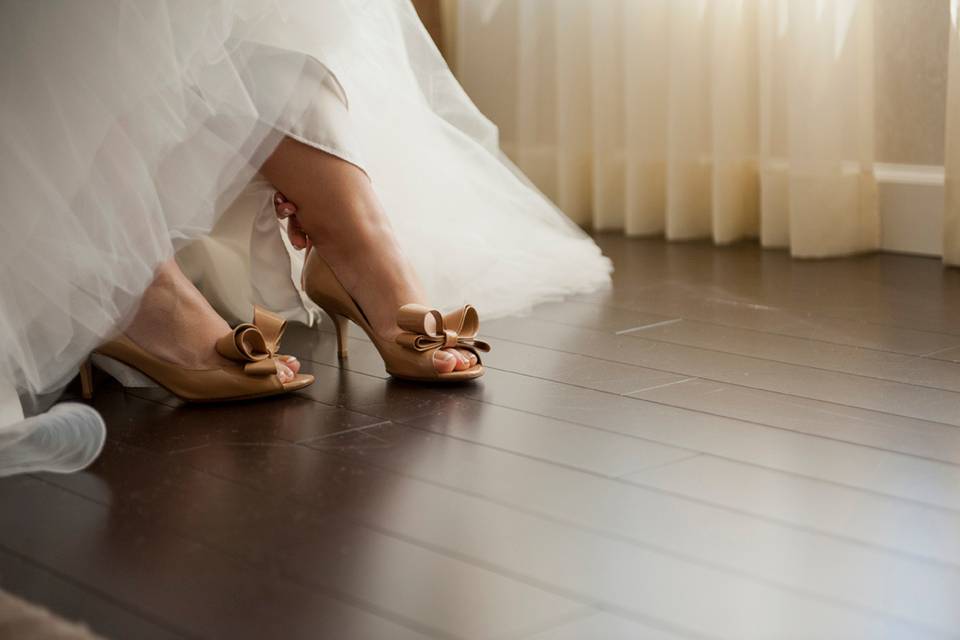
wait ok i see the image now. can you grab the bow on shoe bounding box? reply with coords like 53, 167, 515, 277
395, 304, 491, 356
215, 306, 289, 376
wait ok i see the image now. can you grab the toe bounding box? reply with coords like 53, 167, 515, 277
460, 349, 478, 368
276, 361, 294, 383
433, 349, 457, 374
451, 348, 471, 371
279, 355, 301, 375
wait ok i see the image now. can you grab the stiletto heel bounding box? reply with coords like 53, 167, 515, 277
90, 306, 314, 402
79, 359, 94, 400
302, 248, 490, 382
332, 313, 350, 359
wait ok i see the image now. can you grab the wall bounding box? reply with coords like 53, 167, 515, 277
875, 0, 949, 166
875, 0, 949, 256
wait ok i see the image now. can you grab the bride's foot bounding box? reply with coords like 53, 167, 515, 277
262, 139, 477, 374
123, 259, 301, 382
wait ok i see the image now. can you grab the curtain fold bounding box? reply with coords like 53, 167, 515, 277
459, 0, 880, 258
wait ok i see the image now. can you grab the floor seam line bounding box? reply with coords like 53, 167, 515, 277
533, 303, 960, 358
0, 530, 197, 640
303, 359, 960, 505
23, 473, 457, 640
614, 331, 960, 396
479, 334, 960, 431
478, 362, 960, 473
56, 427, 960, 635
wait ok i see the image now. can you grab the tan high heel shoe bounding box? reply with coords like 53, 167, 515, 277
80, 306, 314, 402
301, 248, 490, 382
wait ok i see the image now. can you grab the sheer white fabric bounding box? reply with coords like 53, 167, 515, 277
183, 1, 613, 327
946, 0, 960, 265
456, 0, 879, 258
0, 0, 612, 457
1, 0, 303, 405
0, 404, 105, 478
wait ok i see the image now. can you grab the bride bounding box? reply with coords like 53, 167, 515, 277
0, 0, 611, 474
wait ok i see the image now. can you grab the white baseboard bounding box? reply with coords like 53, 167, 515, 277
875, 163, 944, 257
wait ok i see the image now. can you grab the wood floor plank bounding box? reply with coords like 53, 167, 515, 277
594, 234, 960, 304
590, 236, 960, 336
399, 404, 960, 567
113, 387, 960, 580
489, 332, 960, 464
616, 318, 960, 392
446, 331, 960, 468
585, 282, 960, 340
92, 387, 386, 454
623, 454, 960, 565
405, 398, 698, 478
532, 292, 960, 357
279, 337, 705, 482
320, 418, 960, 560
35, 395, 960, 636
47, 393, 960, 636
278, 523, 590, 640
930, 346, 960, 363
290, 333, 960, 512
481, 316, 960, 427
479, 333, 960, 467
297, 425, 959, 635
473, 368, 960, 511
0, 475, 440, 640
0, 548, 183, 640
628, 377, 960, 465
481, 334, 695, 396
525, 613, 686, 640
460, 330, 960, 464
473, 362, 960, 512
17, 237, 960, 639
34, 437, 588, 640
321, 310, 960, 467
90, 414, 953, 638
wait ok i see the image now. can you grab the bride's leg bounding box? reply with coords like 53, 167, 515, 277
122, 259, 300, 381
259, 137, 476, 374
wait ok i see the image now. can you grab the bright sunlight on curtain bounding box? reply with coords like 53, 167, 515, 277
457, 0, 882, 258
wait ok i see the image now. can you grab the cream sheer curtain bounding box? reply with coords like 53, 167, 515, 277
456, 0, 885, 258
946, 0, 960, 264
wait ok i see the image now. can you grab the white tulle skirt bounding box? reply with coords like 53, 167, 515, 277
0, 0, 611, 473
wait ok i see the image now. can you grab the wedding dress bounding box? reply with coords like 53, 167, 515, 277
0, 0, 612, 475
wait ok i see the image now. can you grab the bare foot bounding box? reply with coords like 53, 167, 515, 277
123, 259, 300, 382
263, 140, 477, 374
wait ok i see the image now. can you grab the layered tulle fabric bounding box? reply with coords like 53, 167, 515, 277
0, 403, 105, 478
0, 0, 307, 401
180, 1, 614, 326
0, 1, 611, 473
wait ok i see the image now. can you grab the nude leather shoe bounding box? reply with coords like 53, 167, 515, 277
80, 306, 314, 402
301, 248, 489, 382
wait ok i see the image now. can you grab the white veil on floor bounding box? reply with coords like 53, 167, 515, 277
0, 0, 611, 475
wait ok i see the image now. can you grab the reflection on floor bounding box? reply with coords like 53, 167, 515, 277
3, 235, 960, 639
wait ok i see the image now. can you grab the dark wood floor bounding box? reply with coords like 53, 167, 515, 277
3, 235, 960, 639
